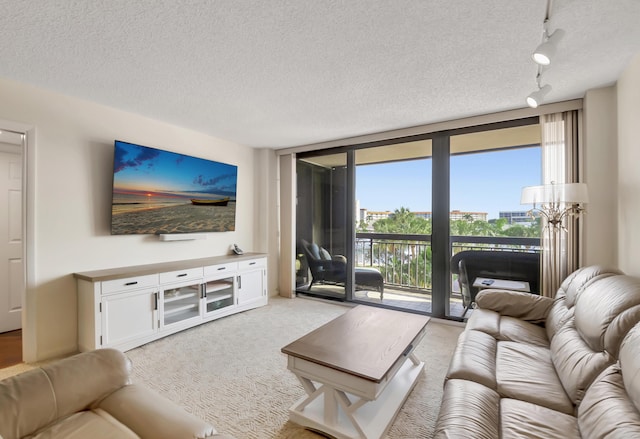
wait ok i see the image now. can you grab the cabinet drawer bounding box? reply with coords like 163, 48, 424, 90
159, 267, 203, 284
203, 262, 238, 276
239, 258, 266, 270
101, 274, 159, 295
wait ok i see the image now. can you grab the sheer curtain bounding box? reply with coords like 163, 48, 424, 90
540, 111, 581, 296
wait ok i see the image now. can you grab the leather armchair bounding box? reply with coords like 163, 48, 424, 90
0, 348, 234, 439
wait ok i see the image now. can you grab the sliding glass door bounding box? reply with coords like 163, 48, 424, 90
354, 140, 433, 312
448, 125, 543, 318
296, 153, 348, 300
294, 118, 542, 320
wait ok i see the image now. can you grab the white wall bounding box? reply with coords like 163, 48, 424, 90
617, 54, 640, 276
0, 77, 270, 361
583, 86, 618, 267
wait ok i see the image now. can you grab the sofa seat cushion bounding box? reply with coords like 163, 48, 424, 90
433, 379, 500, 439
499, 316, 549, 347
496, 341, 574, 414
27, 409, 138, 439
445, 330, 497, 390
501, 398, 580, 439
467, 300, 550, 348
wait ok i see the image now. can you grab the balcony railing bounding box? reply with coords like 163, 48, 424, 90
355, 232, 541, 293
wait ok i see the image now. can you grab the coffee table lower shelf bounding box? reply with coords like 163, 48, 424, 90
288, 355, 425, 439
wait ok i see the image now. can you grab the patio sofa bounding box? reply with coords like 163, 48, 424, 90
451, 250, 540, 313
434, 265, 640, 438
0, 348, 234, 439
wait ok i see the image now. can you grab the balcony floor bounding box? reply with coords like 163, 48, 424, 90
296, 283, 468, 319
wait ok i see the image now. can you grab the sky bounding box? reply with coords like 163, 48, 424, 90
356, 146, 542, 220
113, 141, 237, 198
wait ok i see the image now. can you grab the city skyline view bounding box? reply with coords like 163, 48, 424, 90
356, 146, 542, 220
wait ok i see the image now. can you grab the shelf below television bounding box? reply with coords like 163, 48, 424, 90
157, 233, 207, 241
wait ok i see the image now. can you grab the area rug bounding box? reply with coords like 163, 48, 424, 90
125, 296, 463, 438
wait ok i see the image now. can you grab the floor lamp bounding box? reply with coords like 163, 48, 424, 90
521, 182, 589, 296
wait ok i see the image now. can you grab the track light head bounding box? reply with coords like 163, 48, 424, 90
532, 29, 564, 66
526, 84, 551, 108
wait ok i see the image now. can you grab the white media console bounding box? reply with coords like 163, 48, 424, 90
75, 252, 268, 352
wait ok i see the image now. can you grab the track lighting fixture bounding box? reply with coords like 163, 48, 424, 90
526, 84, 551, 108
526, 0, 561, 109
532, 25, 564, 66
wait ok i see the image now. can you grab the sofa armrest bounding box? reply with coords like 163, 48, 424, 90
97, 384, 222, 439
475, 289, 554, 323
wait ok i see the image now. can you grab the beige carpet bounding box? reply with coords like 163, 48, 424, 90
0, 296, 463, 438
126, 297, 463, 438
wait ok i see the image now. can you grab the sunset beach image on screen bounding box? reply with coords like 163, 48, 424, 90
111, 140, 238, 235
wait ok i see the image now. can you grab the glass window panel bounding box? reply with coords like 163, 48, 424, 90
449, 126, 542, 319
296, 153, 348, 300
355, 140, 433, 312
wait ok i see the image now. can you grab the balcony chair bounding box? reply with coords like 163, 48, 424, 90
451, 250, 540, 316
300, 240, 384, 299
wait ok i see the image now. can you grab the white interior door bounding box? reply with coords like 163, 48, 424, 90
0, 143, 23, 333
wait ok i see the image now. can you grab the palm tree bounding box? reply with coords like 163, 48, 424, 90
365, 207, 540, 291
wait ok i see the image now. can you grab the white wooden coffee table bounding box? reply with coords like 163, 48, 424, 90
281, 305, 430, 439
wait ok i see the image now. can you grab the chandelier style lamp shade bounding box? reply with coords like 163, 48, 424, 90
521, 182, 588, 296
520, 182, 588, 228
520, 183, 589, 222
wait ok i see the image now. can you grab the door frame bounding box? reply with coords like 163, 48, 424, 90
1, 119, 35, 362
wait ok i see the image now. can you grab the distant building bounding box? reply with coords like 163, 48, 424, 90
499, 211, 534, 225
359, 209, 392, 223
414, 211, 432, 220
359, 208, 488, 224
449, 210, 488, 221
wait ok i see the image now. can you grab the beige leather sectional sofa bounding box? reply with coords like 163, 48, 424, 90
434, 265, 640, 438
0, 348, 234, 439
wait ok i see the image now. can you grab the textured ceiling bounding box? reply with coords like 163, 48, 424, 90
0, 1, 639, 149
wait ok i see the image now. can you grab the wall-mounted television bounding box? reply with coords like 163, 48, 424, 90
111, 140, 237, 235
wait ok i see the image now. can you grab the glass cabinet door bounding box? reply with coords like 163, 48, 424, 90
203, 276, 234, 317
161, 281, 201, 327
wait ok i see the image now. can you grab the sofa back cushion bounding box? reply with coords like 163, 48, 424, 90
0, 368, 58, 439
0, 349, 131, 439
546, 266, 621, 342
42, 348, 131, 418
577, 323, 640, 438
619, 322, 640, 413
551, 274, 640, 405
574, 275, 640, 358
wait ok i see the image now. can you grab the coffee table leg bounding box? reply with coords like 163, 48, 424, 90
294, 375, 369, 438
294, 376, 322, 412
288, 356, 425, 439
332, 389, 367, 437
